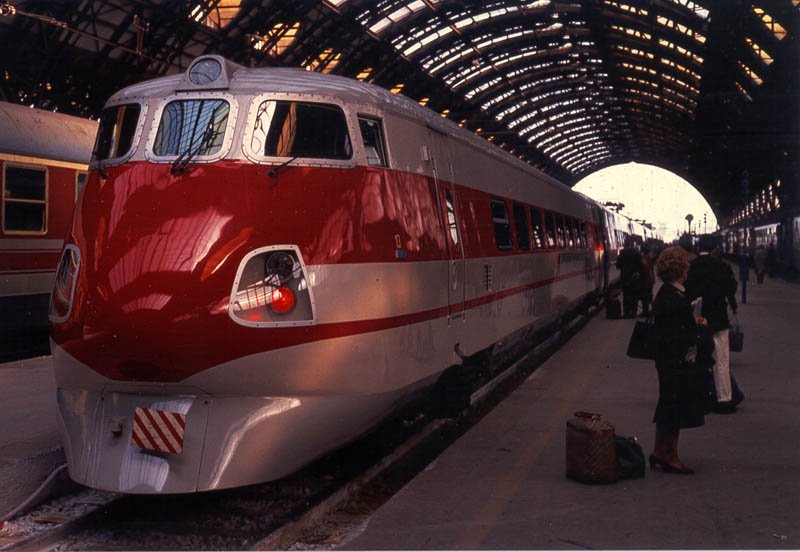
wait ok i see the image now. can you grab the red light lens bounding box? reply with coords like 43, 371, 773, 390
269, 286, 295, 314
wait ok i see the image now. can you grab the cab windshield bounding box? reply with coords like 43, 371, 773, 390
153, 99, 229, 157
250, 100, 352, 160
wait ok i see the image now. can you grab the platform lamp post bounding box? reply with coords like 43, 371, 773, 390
704, 213, 707, 233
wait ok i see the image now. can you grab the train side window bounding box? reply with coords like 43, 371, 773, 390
490, 198, 512, 251
358, 117, 388, 167
555, 213, 566, 248
445, 190, 459, 247
3, 165, 47, 234
512, 202, 530, 251
543, 210, 556, 248
579, 221, 588, 248
530, 207, 545, 248
251, 100, 352, 160
154, 99, 229, 157
94, 103, 141, 161
76, 171, 87, 200
565, 217, 575, 248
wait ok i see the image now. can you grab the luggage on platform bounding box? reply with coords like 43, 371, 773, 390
566, 412, 618, 483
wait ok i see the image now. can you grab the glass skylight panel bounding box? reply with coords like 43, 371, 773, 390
753, 6, 786, 40
190, 0, 241, 30
738, 60, 763, 85
610, 25, 652, 41
656, 15, 707, 43
304, 48, 342, 73
614, 44, 655, 59
746, 38, 773, 65
403, 26, 455, 56
483, 89, 517, 111
464, 76, 503, 100
734, 81, 753, 101
603, 0, 649, 16
658, 39, 704, 64
619, 62, 657, 76
662, 73, 700, 95
369, 0, 431, 35
251, 22, 301, 56
660, 58, 702, 82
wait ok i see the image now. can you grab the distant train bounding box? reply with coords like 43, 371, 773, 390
51, 55, 652, 494
721, 216, 800, 273
0, 102, 96, 358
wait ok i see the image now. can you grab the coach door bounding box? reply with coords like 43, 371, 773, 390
426, 127, 466, 322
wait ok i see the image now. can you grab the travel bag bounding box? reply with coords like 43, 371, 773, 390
566, 412, 618, 483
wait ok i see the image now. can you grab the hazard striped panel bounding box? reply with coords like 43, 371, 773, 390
131, 407, 186, 454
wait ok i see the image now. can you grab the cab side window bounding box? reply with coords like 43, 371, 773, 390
358, 117, 388, 167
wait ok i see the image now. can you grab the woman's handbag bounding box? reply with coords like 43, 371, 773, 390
626, 318, 655, 360
729, 313, 744, 352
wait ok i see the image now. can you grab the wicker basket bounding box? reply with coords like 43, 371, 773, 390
566, 411, 618, 483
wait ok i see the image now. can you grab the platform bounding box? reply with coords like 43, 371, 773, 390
345, 274, 800, 550
0, 355, 63, 520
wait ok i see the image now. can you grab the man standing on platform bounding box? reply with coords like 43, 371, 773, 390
616, 236, 643, 318
686, 235, 739, 413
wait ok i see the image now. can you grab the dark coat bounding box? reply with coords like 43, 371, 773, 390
616, 247, 642, 289
652, 283, 708, 430
685, 253, 737, 332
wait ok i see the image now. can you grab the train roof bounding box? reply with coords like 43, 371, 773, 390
0, 101, 98, 164
108, 55, 572, 194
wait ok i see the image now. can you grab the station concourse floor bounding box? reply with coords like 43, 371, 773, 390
344, 274, 800, 550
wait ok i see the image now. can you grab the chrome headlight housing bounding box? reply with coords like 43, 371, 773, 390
228, 245, 316, 327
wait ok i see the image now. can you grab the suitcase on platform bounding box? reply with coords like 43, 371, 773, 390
566, 412, 618, 484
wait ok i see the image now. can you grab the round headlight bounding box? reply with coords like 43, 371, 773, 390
188, 58, 222, 85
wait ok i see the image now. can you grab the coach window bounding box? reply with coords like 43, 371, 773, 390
251, 100, 352, 160
94, 103, 141, 161
490, 198, 512, 251
75, 171, 87, 200
529, 207, 545, 248
512, 202, 530, 251
3, 165, 47, 234
556, 214, 567, 248
153, 99, 229, 157
543, 210, 556, 248
358, 117, 388, 167
566, 218, 576, 248
445, 190, 459, 247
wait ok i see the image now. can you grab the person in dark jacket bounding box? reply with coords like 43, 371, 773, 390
639, 243, 656, 317
616, 236, 643, 318
685, 234, 738, 413
650, 246, 708, 474
736, 247, 750, 304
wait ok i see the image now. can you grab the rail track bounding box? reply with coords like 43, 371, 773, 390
1, 304, 599, 551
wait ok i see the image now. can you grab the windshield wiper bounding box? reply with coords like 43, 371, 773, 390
267, 156, 298, 178
171, 125, 218, 175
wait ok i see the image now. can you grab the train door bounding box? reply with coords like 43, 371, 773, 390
425, 127, 465, 322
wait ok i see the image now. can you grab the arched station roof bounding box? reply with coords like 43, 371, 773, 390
0, 0, 798, 220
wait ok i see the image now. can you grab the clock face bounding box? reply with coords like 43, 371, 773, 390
189, 59, 222, 85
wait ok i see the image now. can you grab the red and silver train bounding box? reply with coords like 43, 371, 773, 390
51, 55, 648, 493
0, 101, 96, 358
